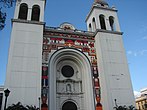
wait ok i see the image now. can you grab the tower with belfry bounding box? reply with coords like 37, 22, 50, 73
2, 0, 135, 110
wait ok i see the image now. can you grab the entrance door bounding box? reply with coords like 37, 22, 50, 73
62, 101, 77, 110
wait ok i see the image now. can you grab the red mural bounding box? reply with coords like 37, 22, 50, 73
41, 30, 102, 110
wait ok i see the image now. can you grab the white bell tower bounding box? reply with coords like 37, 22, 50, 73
86, 0, 135, 110
3, 0, 45, 108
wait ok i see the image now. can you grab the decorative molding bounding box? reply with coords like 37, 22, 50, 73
95, 29, 123, 35
12, 19, 45, 25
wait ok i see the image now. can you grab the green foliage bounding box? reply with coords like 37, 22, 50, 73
6, 102, 27, 110
0, 0, 15, 30
128, 105, 135, 110
0, 0, 15, 8
113, 105, 136, 110
26, 105, 39, 110
114, 99, 136, 110
6, 102, 39, 110
0, 8, 6, 30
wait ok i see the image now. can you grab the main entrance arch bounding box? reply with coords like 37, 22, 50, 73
48, 48, 95, 110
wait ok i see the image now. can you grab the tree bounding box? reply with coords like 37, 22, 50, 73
113, 99, 136, 110
6, 102, 39, 110
114, 105, 127, 110
0, 0, 16, 30
128, 105, 135, 110
6, 102, 27, 110
26, 105, 39, 110
0, 8, 6, 30
114, 105, 136, 110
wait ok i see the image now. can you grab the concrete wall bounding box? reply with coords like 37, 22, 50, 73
3, 21, 43, 108
94, 32, 135, 110
86, 5, 135, 110
3, 0, 45, 108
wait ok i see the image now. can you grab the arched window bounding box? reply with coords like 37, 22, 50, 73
18, 3, 28, 20
31, 5, 40, 21
99, 14, 106, 30
89, 23, 92, 31
92, 17, 96, 31
109, 16, 115, 31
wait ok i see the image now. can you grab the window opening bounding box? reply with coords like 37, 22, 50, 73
109, 16, 115, 31
89, 23, 92, 31
92, 17, 96, 31
31, 5, 40, 21
18, 3, 28, 20
99, 15, 106, 30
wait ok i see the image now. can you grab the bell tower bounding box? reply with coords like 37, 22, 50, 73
86, 0, 120, 32
86, 0, 135, 110
3, 0, 45, 108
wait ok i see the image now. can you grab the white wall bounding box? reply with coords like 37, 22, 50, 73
86, 5, 135, 109
3, 21, 43, 108
94, 32, 135, 110
3, 0, 45, 108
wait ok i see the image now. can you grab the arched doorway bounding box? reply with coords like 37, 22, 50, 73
48, 48, 95, 110
62, 101, 77, 110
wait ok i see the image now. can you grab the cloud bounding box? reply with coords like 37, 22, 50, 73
134, 52, 137, 57
140, 88, 147, 92
127, 50, 137, 57
136, 35, 147, 41
127, 50, 147, 56
127, 51, 133, 55
140, 50, 147, 55
134, 88, 147, 98
134, 91, 141, 98
139, 25, 147, 33
142, 36, 147, 40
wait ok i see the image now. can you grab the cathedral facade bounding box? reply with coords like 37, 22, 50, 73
2, 0, 135, 110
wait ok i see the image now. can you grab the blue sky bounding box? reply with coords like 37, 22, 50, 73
0, 0, 147, 93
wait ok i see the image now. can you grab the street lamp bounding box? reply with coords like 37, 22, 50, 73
114, 99, 118, 107
4, 89, 10, 110
38, 97, 41, 110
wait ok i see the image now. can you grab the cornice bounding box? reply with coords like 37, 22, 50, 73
12, 19, 45, 25
94, 29, 123, 36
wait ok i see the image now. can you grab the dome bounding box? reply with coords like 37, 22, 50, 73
60, 22, 75, 30
94, 0, 108, 6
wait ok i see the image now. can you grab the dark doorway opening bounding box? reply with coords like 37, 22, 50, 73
62, 101, 77, 110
